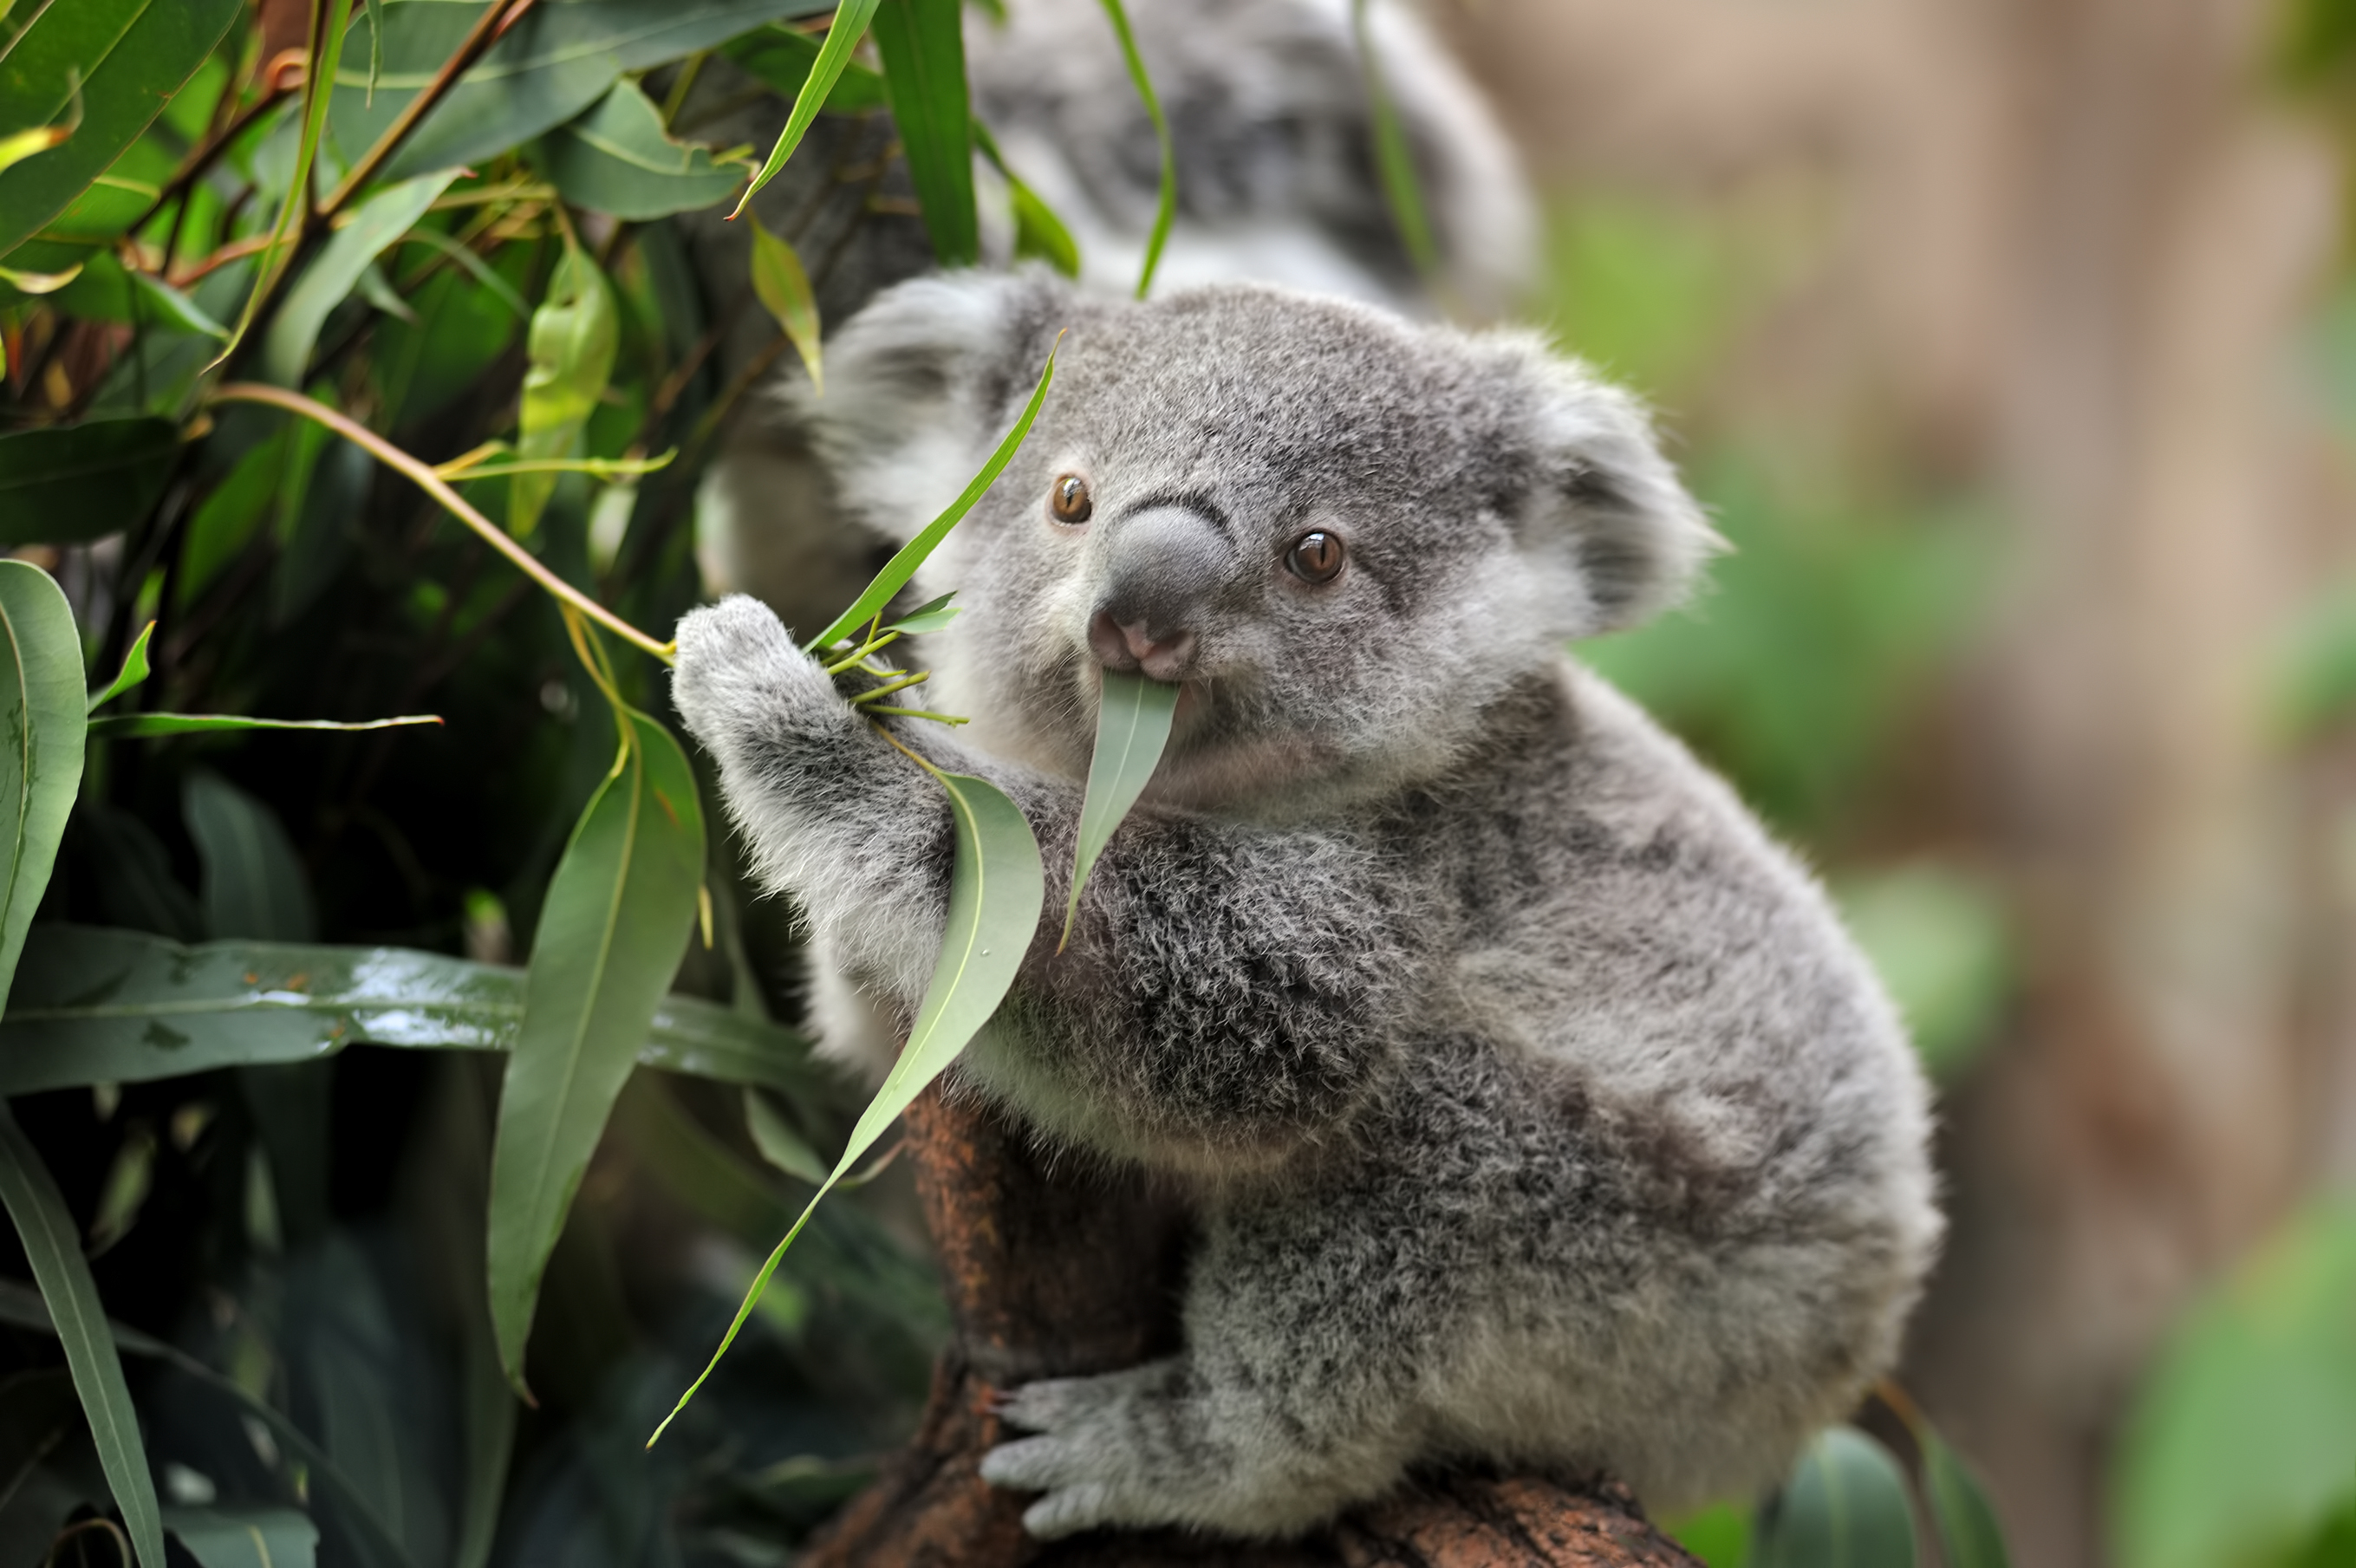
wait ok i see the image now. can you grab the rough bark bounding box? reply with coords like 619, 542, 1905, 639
799, 1085, 1698, 1568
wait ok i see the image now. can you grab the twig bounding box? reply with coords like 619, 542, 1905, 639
321, 0, 540, 218
206, 382, 676, 661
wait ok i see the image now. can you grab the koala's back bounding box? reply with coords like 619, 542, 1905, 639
1232, 659, 1941, 1507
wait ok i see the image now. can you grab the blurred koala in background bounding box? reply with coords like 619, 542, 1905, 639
678, 0, 1534, 635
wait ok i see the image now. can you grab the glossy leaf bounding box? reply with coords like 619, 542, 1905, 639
261, 172, 458, 387
749, 214, 823, 392
165, 1509, 319, 1568
487, 711, 706, 1393
805, 339, 1058, 651
976, 121, 1079, 277
89, 712, 441, 739
1923, 1430, 2011, 1568
0, 925, 827, 1098
654, 767, 1041, 1445
883, 592, 960, 634
1753, 1426, 1917, 1568
0, 1279, 419, 1568
717, 23, 887, 112
86, 622, 155, 713
1093, 0, 1173, 297
183, 771, 316, 942
729, 0, 886, 220
2113, 1197, 2356, 1568
540, 78, 747, 218
511, 241, 620, 538
216, 0, 358, 368
0, 563, 87, 1010
1060, 668, 1176, 949
0, 419, 179, 544
0, 1106, 165, 1568
873, 0, 978, 265
0, 0, 244, 258
335, 0, 830, 184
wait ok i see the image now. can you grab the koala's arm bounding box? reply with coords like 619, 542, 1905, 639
670, 598, 1416, 1148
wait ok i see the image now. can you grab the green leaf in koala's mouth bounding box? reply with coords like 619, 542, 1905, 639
1060, 670, 1181, 952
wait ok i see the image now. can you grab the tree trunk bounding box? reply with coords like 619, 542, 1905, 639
799, 1085, 1699, 1568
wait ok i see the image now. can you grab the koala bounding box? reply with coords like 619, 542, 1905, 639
668, 271, 1943, 1540
687, 0, 1533, 634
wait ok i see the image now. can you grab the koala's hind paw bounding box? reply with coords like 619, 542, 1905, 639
980, 1362, 1201, 1539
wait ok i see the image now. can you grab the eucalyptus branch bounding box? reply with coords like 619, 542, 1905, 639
206, 383, 676, 662
322, 0, 539, 219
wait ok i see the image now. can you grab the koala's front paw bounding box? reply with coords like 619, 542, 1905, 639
668, 595, 841, 758
981, 1363, 1194, 1539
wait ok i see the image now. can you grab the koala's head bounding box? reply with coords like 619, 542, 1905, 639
795, 272, 1713, 809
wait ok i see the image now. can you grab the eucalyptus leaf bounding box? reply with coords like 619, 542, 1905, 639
749, 215, 823, 392
261, 172, 458, 388
165, 1508, 319, 1568
49, 253, 227, 337
87, 623, 155, 714
1060, 669, 1176, 949
0, 420, 180, 544
1092, 0, 1174, 298
88, 712, 442, 739
882, 592, 959, 634
873, 0, 978, 266
1350, 0, 1438, 281
486, 710, 706, 1393
805, 340, 1058, 651
653, 767, 1042, 1445
717, 23, 887, 112
0, 926, 825, 1098
1753, 1426, 1917, 1568
729, 0, 887, 220
0, 0, 244, 258
2113, 1197, 2356, 1568
0, 563, 87, 1010
0, 1107, 165, 1568
976, 122, 1079, 278
511, 242, 621, 538
1923, 1430, 2011, 1568
539, 78, 747, 218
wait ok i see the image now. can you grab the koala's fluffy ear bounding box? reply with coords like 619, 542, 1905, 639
1515, 352, 1720, 634
791, 270, 1073, 543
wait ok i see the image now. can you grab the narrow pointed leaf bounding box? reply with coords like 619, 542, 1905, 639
87, 622, 155, 713
88, 711, 441, 739
1350, 0, 1439, 281
749, 215, 823, 392
872, 0, 978, 265
0, 926, 828, 1097
653, 768, 1041, 1444
729, 0, 887, 220
0, 562, 88, 1010
974, 120, 1078, 277
1092, 0, 1174, 297
1754, 1426, 1918, 1568
511, 242, 621, 538
0, 1105, 166, 1568
1060, 669, 1175, 948
718, 23, 886, 112
882, 592, 959, 634
183, 771, 317, 942
1923, 1430, 2011, 1568
260, 172, 458, 387
805, 340, 1058, 651
487, 711, 706, 1393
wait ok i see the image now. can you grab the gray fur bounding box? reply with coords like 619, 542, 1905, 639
693, 0, 1535, 633
670, 274, 1941, 1539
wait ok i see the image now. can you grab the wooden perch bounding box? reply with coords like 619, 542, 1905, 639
800, 1085, 1700, 1568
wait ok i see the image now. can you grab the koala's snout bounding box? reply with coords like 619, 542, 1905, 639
1086, 505, 1231, 681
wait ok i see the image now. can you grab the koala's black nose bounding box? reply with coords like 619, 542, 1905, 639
1089, 505, 1229, 680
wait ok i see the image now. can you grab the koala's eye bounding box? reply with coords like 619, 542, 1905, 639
1286, 530, 1346, 584
1049, 474, 1093, 525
